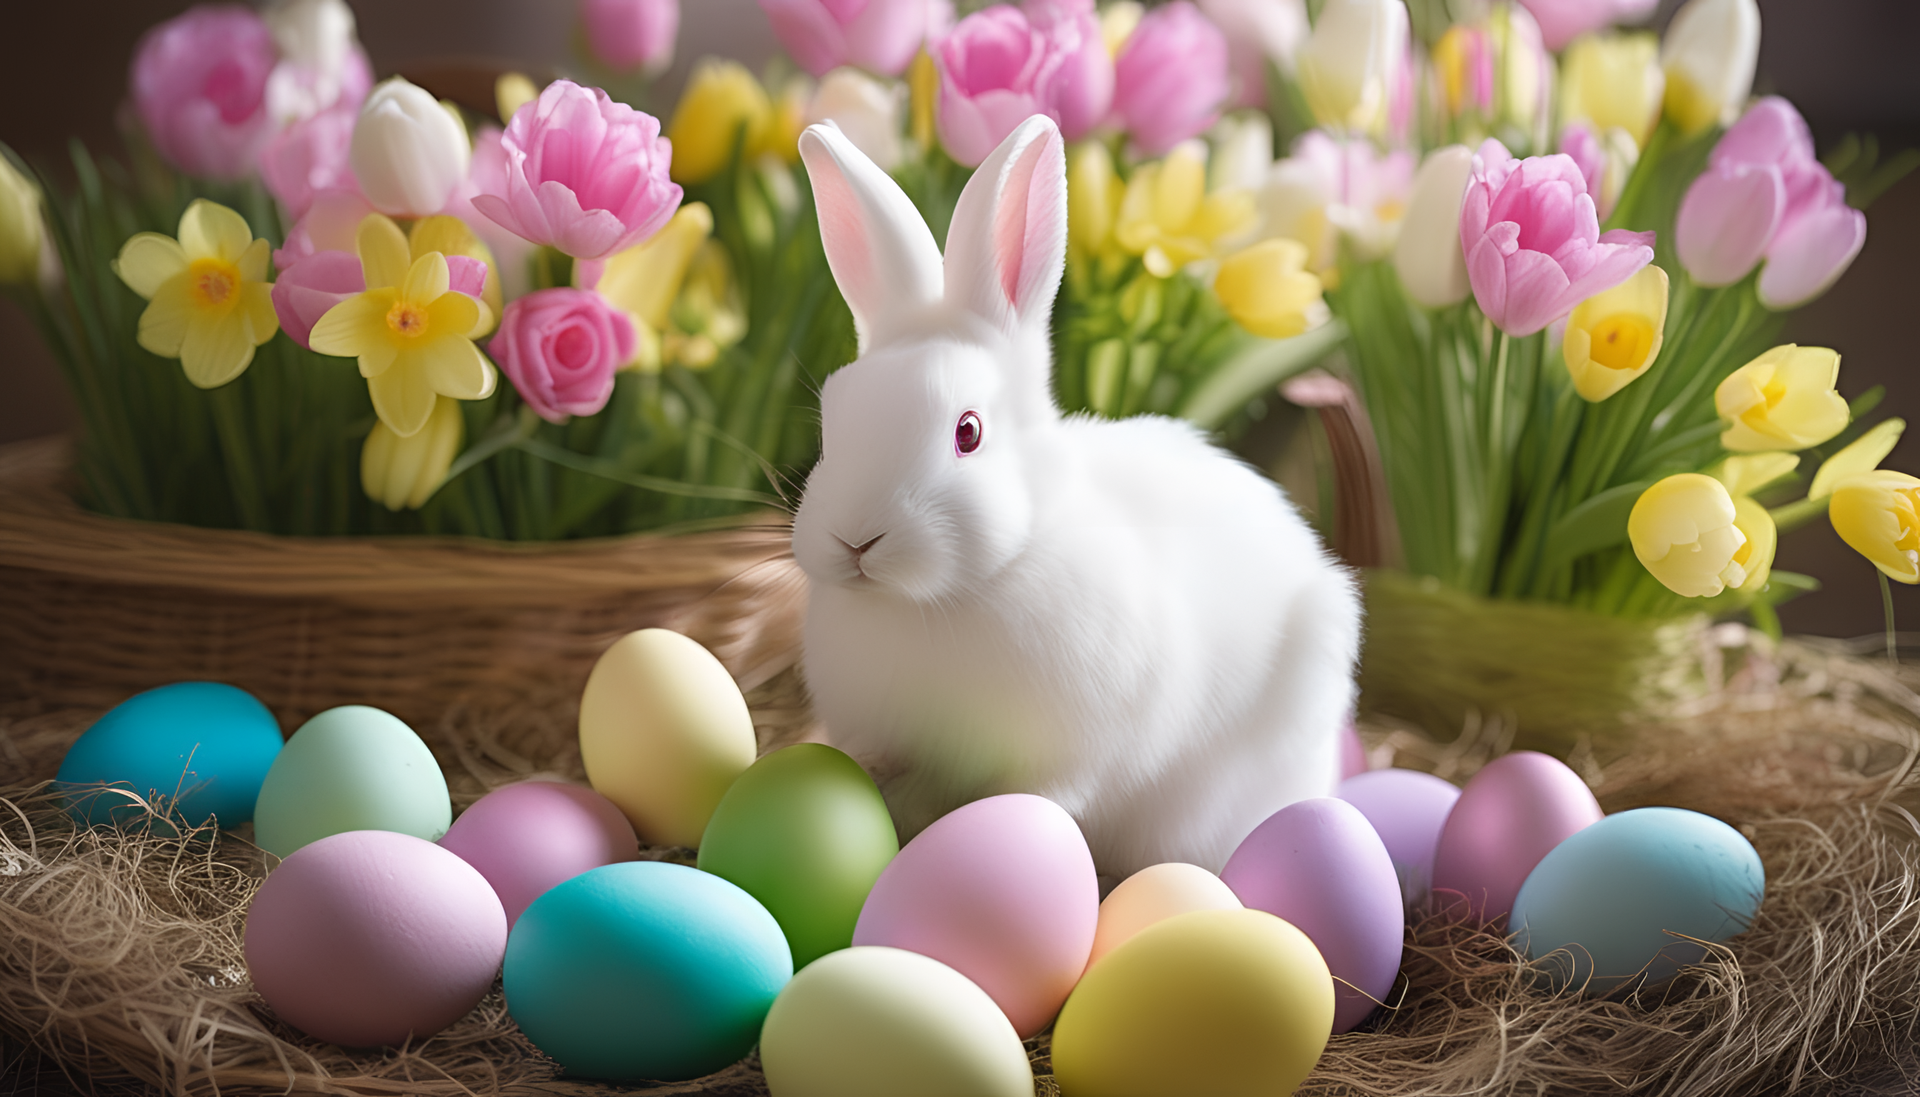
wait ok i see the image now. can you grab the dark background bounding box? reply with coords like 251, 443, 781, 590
1, 0, 1916, 638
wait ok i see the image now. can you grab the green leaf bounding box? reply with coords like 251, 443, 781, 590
1541, 480, 1653, 570
1177, 320, 1347, 431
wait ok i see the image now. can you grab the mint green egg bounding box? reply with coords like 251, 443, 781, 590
697, 744, 897, 969
252, 706, 451, 858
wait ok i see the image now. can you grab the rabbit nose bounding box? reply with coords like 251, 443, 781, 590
846, 534, 884, 557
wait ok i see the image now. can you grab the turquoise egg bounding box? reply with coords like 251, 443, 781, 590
57, 682, 283, 830
504, 860, 792, 1081
1511, 807, 1765, 993
252, 706, 451, 858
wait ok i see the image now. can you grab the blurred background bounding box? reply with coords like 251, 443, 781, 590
1, 0, 1917, 638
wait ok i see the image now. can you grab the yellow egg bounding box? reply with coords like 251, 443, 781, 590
1052, 908, 1333, 1097
1089, 862, 1242, 968
577, 629, 756, 848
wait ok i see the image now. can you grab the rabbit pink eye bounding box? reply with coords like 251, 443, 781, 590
954, 411, 983, 455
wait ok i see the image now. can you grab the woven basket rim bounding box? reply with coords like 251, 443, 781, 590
0, 436, 799, 603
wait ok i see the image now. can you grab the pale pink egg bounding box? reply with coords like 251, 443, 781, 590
1089, 862, 1241, 968
852, 794, 1098, 1038
1337, 768, 1462, 904
438, 780, 639, 926
1429, 751, 1603, 926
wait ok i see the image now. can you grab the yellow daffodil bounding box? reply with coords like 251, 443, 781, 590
1629, 473, 1749, 597
1711, 452, 1799, 497
1714, 344, 1849, 453
1563, 264, 1668, 402
309, 213, 496, 438
1114, 142, 1256, 278
1068, 141, 1124, 262
1214, 239, 1324, 339
585, 201, 714, 371
362, 393, 464, 510
1560, 33, 1664, 146
0, 153, 42, 286
668, 59, 774, 185
409, 215, 503, 331
1809, 418, 1905, 500
1829, 469, 1920, 584
112, 200, 279, 389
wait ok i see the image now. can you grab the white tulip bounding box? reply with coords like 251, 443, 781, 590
1392, 145, 1474, 309
264, 0, 361, 121
1258, 158, 1336, 272
350, 78, 471, 218
1198, 0, 1310, 76
1296, 0, 1408, 135
1209, 112, 1274, 195
1660, 0, 1761, 134
806, 68, 903, 172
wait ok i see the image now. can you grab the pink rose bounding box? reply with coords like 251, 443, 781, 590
130, 5, 279, 180
581, 0, 680, 74
1112, 3, 1230, 156
758, 0, 939, 78
472, 80, 682, 261
1460, 139, 1654, 337
491, 288, 638, 422
1516, 0, 1658, 53
259, 98, 358, 219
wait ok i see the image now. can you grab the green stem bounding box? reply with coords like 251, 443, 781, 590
1882, 569, 1899, 665
208, 382, 272, 531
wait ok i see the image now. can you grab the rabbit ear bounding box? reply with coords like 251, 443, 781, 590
799, 121, 944, 352
943, 115, 1067, 336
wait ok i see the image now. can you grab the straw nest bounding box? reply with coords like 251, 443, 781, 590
4, 634, 1920, 1097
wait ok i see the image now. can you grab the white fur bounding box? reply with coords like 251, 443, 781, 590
792, 117, 1361, 876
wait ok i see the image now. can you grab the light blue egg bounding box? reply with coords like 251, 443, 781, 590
57, 682, 283, 830
504, 861, 792, 1082
1512, 807, 1764, 993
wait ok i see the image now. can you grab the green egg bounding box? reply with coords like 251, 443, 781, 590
252, 705, 451, 858
697, 744, 898, 969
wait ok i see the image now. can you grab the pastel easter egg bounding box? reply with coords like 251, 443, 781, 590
1339, 716, 1369, 780
438, 780, 639, 926
58, 682, 282, 830
759, 946, 1034, 1097
1089, 863, 1242, 968
1220, 797, 1403, 1033
252, 706, 451, 859
504, 860, 791, 1081
698, 744, 899, 969
1512, 807, 1765, 993
1431, 751, 1603, 925
1337, 768, 1462, 905
1051, 908, 1333, 1097
244, 829, 507, 1047
578, 629, 757, 848
852, 793, 1098, 1037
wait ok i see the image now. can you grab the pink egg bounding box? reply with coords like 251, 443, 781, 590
245, 830, 507, 1047
1339, 716, 1369, 780
1336, 768, 1462, 904
852, 793, 1098, 1037
1220, 797, 1403, 1033
1089, 862, 1241, 967
438, 780, 639, 926
1429, 751, 1603, 926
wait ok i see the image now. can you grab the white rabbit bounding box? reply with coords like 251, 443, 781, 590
790, 115, 1361, 877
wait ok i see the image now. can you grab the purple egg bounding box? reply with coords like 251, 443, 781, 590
1336, 769, 1461, 905
1220, 797, 1402, 1033
438, 781, 640, 926
1429, 752, 1603, 927
1339, 717, 1368, 781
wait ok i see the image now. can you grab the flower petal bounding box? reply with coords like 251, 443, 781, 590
240, 282, 279, 345
178, 199, 257, 263
1757, 201, 1866, 310
368, 360, 439, 437
357, 212, 413, 290
136, 277, 193, 357
428, 290, 483, 340
309, 288, 397, 358
179, 312, 256, 388
400, 251, 451, 306
237, 237, 272, 284
115, 233, 190, 299
419, 335, 497, 401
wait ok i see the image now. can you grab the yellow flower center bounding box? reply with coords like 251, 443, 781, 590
188, 258, 241, 310
1588, 313, 1655, 372
386, 301, 430, 338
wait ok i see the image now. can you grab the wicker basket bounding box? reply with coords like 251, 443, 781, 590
0, 436, 809, 736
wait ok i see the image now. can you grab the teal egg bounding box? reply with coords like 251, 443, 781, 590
1512, 807, 1765, 993
251, 706, 451, 858
503, 861, 791, 1081
57, 682, 282, 830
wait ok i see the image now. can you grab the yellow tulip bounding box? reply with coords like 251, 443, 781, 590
588, 202, 713, 336
1809, 418, 1905, 500
1628, 473, 1748, 597
1560, 33, 1664, 146
1114, 142, 1256, 278
1298, 0, 1405, 136
663, 240, 746, 369
909, 50, 938, 151
763, 75, 810, 165
495, 71, 539, 124
362, 393, 464, 510
1711, 452, 1799, 497
1102, 2, 1145, 56
1660, 0, 1760, 135
309, 214, 496, 437
667, 59, 774, 186
1068, 141, 1124, 261
1214, 239, 1324, 339
1563, 264, 1668, 402
1829, 469, 1920, 584
1728, 494, 1777, 592
0, 153, 42, 286
1714, 344, 1849, 452
112, 199, 279, 389
408, 215, 502, 332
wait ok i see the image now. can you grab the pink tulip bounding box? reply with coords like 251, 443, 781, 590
1025, 0, 1113, 141
759, 0, 939, 78
444, 125, 539, 301
271, 250, 363, 349
491, 288, 638, 422
1460, 139, 1654, 337
1112, 2, 1230, 157
130, 5, 279, 180
471, 80, 682, 261
275, 187, 375, 271
934, 6, 1049, 168
259, 98, 358, 218
581, 0, 680, 74
1517, 0, 1658, 53
1197, 0, 1308, 110
1674, 161, 1783, 286
1557, 123, 1605, 215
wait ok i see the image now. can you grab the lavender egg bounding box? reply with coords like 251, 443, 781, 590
1337, 769, 1462, 906
438, 781, 640, 927
1430, 751, 1603, 926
